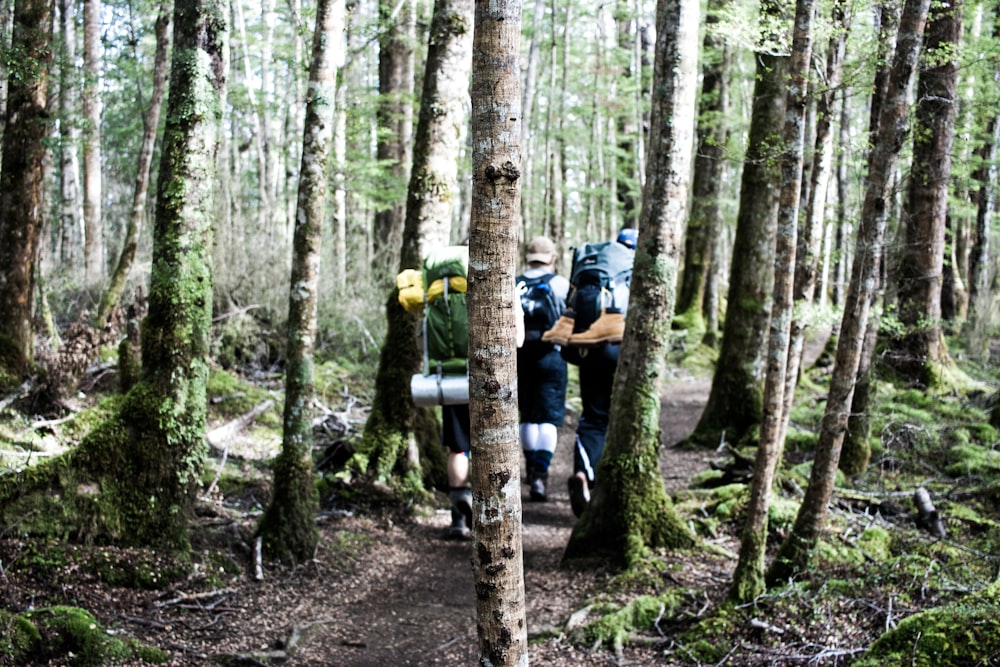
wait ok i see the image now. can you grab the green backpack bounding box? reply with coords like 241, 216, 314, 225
421, 246, 469, 375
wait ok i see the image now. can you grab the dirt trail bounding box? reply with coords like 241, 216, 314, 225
284, 369, 719, 666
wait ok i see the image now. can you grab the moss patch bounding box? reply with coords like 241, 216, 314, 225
855, 582, 1000, 666
18, 605, 168, 666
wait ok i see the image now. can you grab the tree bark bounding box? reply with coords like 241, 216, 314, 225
564, 0, 699, 568
0, 0, 52, 378
469, 1, 526, 663
676, 0, 730, 330
98, 2, 171, 325
57, 0, 82, 272
768, 0, 929, 585
731, 0, 814, 604
689, 0, 786, 448
258, 0, 344, 565
886, 0, 962, 388
519, 0, 544, 235
964, 8, 999, 350
374, 0, 415, 282
82, 0, 103, 285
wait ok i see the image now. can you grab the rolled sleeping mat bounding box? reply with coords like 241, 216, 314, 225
410, 373, 469, 406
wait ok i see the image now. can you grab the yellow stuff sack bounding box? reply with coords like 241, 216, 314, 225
396, 269, 425, 314
425, 276, 467, 302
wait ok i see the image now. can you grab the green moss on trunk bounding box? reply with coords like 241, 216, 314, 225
729, 525, 767, 602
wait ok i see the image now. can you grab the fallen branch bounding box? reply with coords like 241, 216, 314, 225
206, 400, 274, 450
0, 377, 37, 412
913, 487, 947, 538
255, 536, 264, 581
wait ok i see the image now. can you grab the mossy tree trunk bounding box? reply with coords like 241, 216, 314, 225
0, 0, 52, 381
468, 2, 526, 662
885, 0, 962, 388
91, 0, 226, 547
841, 314, 877, 476
373, 0, 415, 283
768, 0, 928, 585
564, 0, 699, 569
730, 0, 814, 604
358, 0, 472, 487
676, 0, 730, 333
686, 8, 787, 450
0, 0, 227, 548
258, 0, 344, 565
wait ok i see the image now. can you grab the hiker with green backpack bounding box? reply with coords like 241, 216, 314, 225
397, 242, 524, 539
541, 228, 637, 517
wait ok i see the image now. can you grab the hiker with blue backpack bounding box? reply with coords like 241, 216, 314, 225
542, 228, 637, 517
516, 236, 571, 502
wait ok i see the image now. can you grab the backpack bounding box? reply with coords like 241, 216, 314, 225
397, 246, 470, 405
568, 240, 634, 333
517, 273, 564, 344
420, 246, 469, 376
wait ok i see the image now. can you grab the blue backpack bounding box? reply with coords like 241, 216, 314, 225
517, 273, 564, 345
568, 241, 633, 333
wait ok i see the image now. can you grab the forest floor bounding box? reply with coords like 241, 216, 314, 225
6, 331, 994, 666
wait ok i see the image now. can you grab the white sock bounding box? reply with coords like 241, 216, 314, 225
520, 423, 540, 451
536, 423, 558, 455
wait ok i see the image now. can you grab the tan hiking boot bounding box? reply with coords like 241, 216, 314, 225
569, 311, 625, 347
541, 313, 575, 346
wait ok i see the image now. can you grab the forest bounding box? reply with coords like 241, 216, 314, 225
1, 0, 1000, 663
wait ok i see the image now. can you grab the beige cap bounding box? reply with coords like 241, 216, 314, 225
526, 236, 556, 264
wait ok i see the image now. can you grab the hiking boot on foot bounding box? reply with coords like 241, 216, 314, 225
448, 488, 473, 539
568, 475, 591, 517
541, 313, 575, 346
448, 508, 472, 540
529, 476, 547, 502
568, 311, 625, 348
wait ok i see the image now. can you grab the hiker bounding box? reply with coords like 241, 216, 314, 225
398, 242, 524, 539
516, 236, 570, 502
542, 228, 637, 516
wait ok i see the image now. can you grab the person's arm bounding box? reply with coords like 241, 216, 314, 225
515, 284, 525, 347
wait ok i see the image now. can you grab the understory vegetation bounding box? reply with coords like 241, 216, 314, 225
2, 312, 999, 665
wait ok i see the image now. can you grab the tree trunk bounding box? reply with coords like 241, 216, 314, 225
519, 0, 544, 235
768, 0, 929, 585
469, 1, 527, 662
82, 0, 103, 285
688, 0, 786, 448
886, 0, 962, 388
563, 0, 699, 568
0, 0, 52, 379
98, 2, 171, 325
676, 0, 730, 330
233, 0, 271, 239
731, 0, 814, 604
965, 11, 999, 350
358, 0, 473, 484
258, 0, 344, 565
57, 0, 82, 273
614, 1, 638, 229
374, 0, 415, 282
0, 0, 230, 547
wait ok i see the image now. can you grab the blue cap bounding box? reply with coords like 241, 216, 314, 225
617, 228, 638, 249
